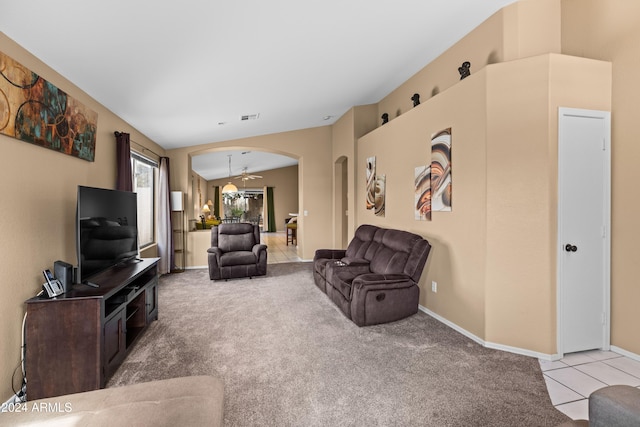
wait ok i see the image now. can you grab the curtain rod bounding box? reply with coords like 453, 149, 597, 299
114, 131, 161, 159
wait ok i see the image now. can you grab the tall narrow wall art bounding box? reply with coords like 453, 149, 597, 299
374, 174, 385, 217
365, 156, 376, 210
414, 165, 431, 220
0, 51, 98, 161
431, 128, 452, 211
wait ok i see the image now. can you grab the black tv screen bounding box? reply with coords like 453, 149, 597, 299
76, 186, 139, 283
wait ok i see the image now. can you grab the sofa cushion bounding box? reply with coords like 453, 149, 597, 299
314, 258, 331, 277
341, 257, 369, 266
220, 251, 257, 267
218, 233, 255, 252
590, 385, 640, 427
369, 245, 409, 275
333, 270, 360, 300
0, 376, 224, 426
345, 224, 378, 259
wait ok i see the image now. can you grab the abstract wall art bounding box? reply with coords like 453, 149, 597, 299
0, 51, 98, 161
365, 156, 376, 210
414, 165, 431, 220
374, 174, 385, 217
431, 128, 452, 211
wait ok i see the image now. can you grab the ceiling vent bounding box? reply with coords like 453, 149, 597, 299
241, 113, 260, 121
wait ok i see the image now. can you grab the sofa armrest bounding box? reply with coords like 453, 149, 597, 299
252, 244, 268, 256
590, 385, 640, 427
352, 273, 415, 288
0, 376, 224, 426
341, 257, 369, 267
326, 262, 371, 287
207, 247, 223, 280
207, 247, 222, 257
314, 249, 346, 261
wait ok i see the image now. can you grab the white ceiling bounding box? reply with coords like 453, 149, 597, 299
0, 0, 516, 179
191, 149, 298, 181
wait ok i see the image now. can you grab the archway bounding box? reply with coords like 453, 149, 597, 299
186, 146, 301, 263
334, 156, 349, 248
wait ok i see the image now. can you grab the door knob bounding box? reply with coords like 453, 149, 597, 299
565, 244, 578, 252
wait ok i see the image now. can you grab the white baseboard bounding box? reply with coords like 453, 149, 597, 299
611, 345, 640, 362
418, 305, 555, 361
418, 305, 485, 346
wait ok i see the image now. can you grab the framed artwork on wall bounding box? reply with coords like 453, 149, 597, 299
374, 174, 385, 217
414, 165, 431, 220
365, 156, 376, 210
431, 128, 452, 211
0, 50, 98, 161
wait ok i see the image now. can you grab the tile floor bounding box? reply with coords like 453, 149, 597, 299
540, 350, 640, 420
259, 234, 640, 422
262, 231, 302, 264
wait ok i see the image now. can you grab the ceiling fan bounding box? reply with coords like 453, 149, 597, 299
234, 167, 263, 181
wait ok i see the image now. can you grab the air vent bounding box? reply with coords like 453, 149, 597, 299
241, 113, 260, 121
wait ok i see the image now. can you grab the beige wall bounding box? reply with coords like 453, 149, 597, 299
561, 0, 640, 355
358, 75, 489, 339
376, 0, 561, 126
0, 32, 165, 400
358, 53, 610, 355
331, 104, 378, 248
485, 54, 611, 353
191, 172, 209, 220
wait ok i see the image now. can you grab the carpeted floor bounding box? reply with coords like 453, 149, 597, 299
107, 262, 569, 427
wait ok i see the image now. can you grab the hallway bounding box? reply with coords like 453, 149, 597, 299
262, 231, 301, 264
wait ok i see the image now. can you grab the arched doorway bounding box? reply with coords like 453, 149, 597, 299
189, 148, 301, 261
334, 156, 348, 248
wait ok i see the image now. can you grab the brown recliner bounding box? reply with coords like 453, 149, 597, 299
313, 224, 431, 326
208, 223, 268, 280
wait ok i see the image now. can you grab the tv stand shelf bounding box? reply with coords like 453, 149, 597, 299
25, 258, 159, 400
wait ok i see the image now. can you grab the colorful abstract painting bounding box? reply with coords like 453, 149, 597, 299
0, 51, 98, 161
365, 156, 376, 210
414, 165, 431, 220
431, 128, 452, 211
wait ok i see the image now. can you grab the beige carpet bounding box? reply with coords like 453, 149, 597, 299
107, 262, 569, 427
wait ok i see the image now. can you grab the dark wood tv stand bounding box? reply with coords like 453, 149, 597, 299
25, 258, 160, 400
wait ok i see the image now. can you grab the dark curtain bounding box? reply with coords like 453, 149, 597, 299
267, 187, 276, 232
115, 132, 133, 191
157, 157, 172, 274
214, 186, 220, 219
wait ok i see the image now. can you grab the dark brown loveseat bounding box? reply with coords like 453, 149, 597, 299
313, 224, 431, 326
208, 223, 268, 280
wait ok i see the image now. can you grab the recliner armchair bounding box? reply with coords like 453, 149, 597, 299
207, 223, 267, 280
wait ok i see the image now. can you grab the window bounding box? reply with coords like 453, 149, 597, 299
131, 152, 157, 248
223, 189, 263, 223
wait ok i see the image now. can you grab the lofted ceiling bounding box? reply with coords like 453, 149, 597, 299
0, 1, 517, 179
192, 149, 298, 182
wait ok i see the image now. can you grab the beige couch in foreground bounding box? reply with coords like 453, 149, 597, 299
0, 376, 224, 426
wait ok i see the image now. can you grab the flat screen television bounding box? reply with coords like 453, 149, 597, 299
76, 186, 139, 284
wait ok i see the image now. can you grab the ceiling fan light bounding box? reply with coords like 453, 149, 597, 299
222, 154, 238, 193
222, 182, 238, 193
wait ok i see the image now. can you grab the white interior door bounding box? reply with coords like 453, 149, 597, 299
558, 107, 610, 355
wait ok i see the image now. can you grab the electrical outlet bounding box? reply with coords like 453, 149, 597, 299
431, 281, 437, 293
